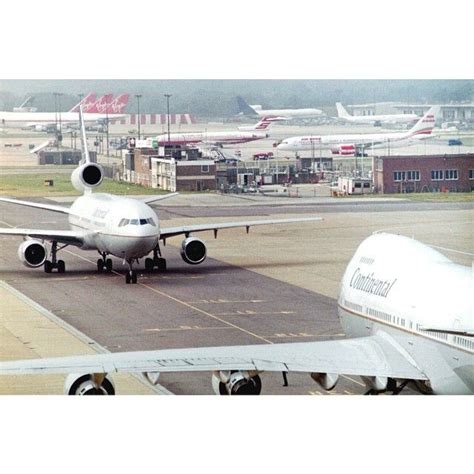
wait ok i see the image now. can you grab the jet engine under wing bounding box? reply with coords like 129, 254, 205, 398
159, 217, 323, 240
0, 197, 71, 214
0, 228, 85, 245
0, 335, 427, 381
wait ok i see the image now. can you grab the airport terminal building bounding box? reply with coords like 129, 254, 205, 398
373, 153, 474, 193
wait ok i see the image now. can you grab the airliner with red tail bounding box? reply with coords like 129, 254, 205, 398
154, 116, 281, 147
277, 106, 439, 155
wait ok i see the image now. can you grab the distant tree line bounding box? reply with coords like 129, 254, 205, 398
0, 79, 472, 117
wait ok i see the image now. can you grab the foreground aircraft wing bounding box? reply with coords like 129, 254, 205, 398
160, 217, 322, 239
0, 197, 71, 214
0, 335, 427, 382
0, 228, 85, 245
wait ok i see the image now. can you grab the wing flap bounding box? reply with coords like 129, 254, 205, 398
160, 217, 322, 239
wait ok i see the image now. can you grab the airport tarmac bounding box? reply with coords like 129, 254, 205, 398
0, 193, 472, 395
2, 122, 473, 165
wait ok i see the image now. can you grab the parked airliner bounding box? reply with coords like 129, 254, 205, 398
237, 96, 323, 120
154, 116, 281, 147
0, 94, 126, 131
0, 233, 471, 395
336, 102, 419, 126
277, 106, 439, 155
0, 107, 321, 284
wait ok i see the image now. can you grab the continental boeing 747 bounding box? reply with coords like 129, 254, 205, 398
0, 233, 471, 394
0, 107, 322, 284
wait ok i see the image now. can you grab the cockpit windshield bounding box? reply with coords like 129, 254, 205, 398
119, 218, 156, 227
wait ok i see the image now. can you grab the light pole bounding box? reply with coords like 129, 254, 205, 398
105, 93, 110, 163
53, 92, 63, 149
164, 93, 172, 146
135, 94, 142, 139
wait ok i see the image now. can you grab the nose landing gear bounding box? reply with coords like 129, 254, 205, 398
125, 259, 138, 284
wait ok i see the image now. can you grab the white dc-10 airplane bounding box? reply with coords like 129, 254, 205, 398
0, 107, 322, 284
336, 102, 419, 126
0, 233, 471, 395
277, 106, 439, 155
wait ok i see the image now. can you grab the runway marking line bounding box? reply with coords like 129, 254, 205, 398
214, 310, 296, 316
144, 326, 231, 333
139, 281, 274, 344
186, 299, 267, 304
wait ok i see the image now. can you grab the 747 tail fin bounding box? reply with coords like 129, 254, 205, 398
408, 106, 440, 137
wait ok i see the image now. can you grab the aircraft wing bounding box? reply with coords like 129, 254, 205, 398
0, 228, 85, 245
0, 197, 71, 215
159, 217, 322, 240
142, 192, 179, 204
0, 335, 427, 381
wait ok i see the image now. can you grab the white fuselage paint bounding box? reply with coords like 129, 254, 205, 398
68, 193, 160, 260
254, 108, 323, 119
337, 233, 473, 395
277, 129, 428, 152
339, 114, 419, 125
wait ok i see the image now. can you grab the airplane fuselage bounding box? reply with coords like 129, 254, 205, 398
155, 130, 268, 146
68, 193, 160, 259
341, 114, 418, 125
277, 130, 411, 151
337, 233, 473, 394
256, 108, 323, 119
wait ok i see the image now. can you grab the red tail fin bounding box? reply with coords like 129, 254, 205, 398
69, 93, 97, 113
86, 94, 114, 113
106, 94, 129, 114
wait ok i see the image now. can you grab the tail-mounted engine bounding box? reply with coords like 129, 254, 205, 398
71, 163, 104, 193
18, 240, 47, 268
180, 237, 207, 265
212, 371, 262, 395
64, 373, 115, 395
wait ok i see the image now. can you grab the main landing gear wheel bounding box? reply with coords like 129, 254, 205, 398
43, 242, 67, 274
97, 257, 113, 273
145, 257, 167, 272
145, 258, 154, 271
44, 259, 66, 273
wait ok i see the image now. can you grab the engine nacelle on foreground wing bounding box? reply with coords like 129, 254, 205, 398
71, 163, 104, 193
311, 372, 339, 391
64, 373, 115, 395
360, 375, 396, 393
180, 237, 207, 265
18, 240, 47, 268
212, 370, 262, 395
